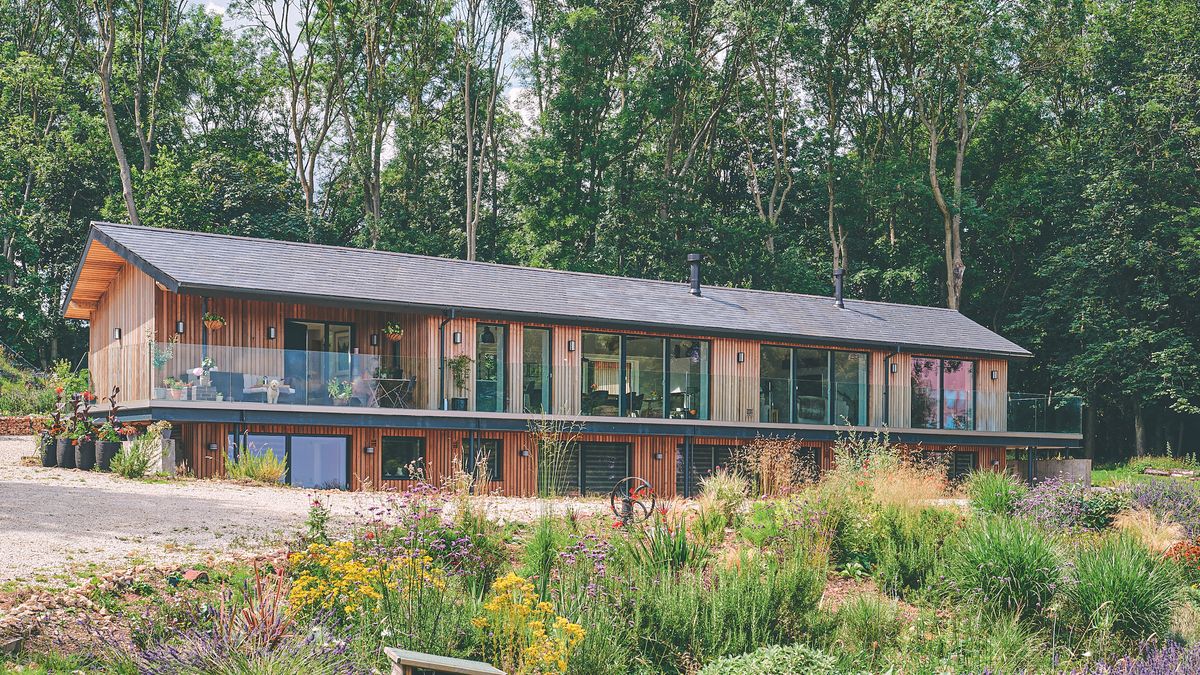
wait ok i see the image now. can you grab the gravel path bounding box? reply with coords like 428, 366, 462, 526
0, 436, 607, 586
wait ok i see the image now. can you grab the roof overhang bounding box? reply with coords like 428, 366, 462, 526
62, 225, 181, 319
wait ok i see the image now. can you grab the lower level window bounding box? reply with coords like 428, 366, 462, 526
463, 438, 503, 482
382, 437, 425, 480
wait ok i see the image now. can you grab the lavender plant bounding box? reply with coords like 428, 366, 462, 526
1127, 479, 1200, 538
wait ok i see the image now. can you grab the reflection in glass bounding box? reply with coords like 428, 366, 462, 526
624, 336, 665, 418
668, 339, 709, 419
832, 351, 868, 425
227, 433, 287, 481
942, 359, 975, 430
581, 332, 621, 416
793, 348, 829, 424
760, 346, 791, 422
475, 324, 507, 412
910, 357, 942, 429
290, 436, 348, 489
522, 327, 551, 413
381, 437, 424, 480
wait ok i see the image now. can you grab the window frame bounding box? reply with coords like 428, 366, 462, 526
226, 429, 351, 489
521, 326, 553, 414
758, 345, 871, 425
579, 331, 712, 420
463, 437, 504, 482
910, 356, 977, 430
381, 436, 426, 481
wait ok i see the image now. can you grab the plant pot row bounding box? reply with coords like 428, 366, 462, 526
39, 437, 121, 472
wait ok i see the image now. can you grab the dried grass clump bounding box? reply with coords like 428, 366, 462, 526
1113, 507, 1185, 554
826, 433, 950, 508
730, 436, 816, 497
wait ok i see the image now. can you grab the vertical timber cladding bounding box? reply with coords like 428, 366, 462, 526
154, 291, 439, 408
89, 262, 155, 401
976, 358, 1008, 432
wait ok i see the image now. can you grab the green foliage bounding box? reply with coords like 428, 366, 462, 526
110, 436, 159, 479
739, 501, 782, 547
965, 471, 1028, 517
835, 595, 902, 656
520, 514, 566, 599
872, 506, 958, 597
1065, 534, 1181, 644
697, 644, 839, 675
225, 447, 287, 484
944, 516, 1060, 620
623, 513, 710, 571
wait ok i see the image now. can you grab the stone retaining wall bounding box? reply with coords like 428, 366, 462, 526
0, 417, 42, 436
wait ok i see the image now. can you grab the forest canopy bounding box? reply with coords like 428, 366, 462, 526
0, 0, 1197, 458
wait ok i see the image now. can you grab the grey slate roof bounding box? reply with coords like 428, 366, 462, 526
76, 222, 1032, 358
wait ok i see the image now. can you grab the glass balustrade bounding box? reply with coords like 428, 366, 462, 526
144, 343, 1083, 434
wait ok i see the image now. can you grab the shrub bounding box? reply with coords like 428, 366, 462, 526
473, 573, 585, 674
835, 594, 902, 655
1014, 477, 1128, 532
731, 436, 813, 496
110, 434, 160, 479
1082, 490, 1133, 530
944, 516, 1060, 620
623, 508, 710, 571
827, 433, 949, 509
698, 644, 839, 674
226, 446, 287, 483
1071, 640, 1200, 673
698, 466, 749, 519
1128, 479, 1200, 539
872, 505, 958, 596
739, 501, 782, 547
965, 470, 1028, 516
1164, 539, 1200, 585
1065, 534, 1180, 643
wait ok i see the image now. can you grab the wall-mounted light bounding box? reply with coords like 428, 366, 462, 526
653, 452, 663, 460
266, 326, 277, 340
990, 370, 999, 381
370, 333, 379, 347
113, 327, 122, 341
520, 448, 531, 457
452, 331, 463, 345
889, 362, 899, 374
567, 339, 576, 352
206, 442, 219, 452
737, 351, 745, 363
175, 320, 185, 335
364, 445, 375, 455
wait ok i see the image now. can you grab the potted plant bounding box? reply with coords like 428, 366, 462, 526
192, 356, 216, 387
447, 354, 473, 411
382, 321, 405, 342
95, 386, 124, 471
202, 311, 226, 331
165, 377, 185, 400
327, 379, 353, 405
71, 392, 98, 470
40, 388, 70, 468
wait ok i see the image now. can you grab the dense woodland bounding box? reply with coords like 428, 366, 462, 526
0, 0, 1197, 458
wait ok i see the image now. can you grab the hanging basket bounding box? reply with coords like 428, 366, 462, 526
204, 319, 226, 331
384, 330, 405, 342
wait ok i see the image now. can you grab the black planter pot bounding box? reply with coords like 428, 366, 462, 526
40, 436, 57, 467
450, 397, 469, 411
96, 441, 121, 472
75, 440, 96, 471
56, 438, 76, 469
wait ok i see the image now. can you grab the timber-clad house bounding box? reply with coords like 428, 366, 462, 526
64, 222, 1082, 494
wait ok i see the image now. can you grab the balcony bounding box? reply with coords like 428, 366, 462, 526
146, 343, 1081, 436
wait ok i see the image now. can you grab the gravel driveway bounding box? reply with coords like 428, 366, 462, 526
0, 436, 606, 586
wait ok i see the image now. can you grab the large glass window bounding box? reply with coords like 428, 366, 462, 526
581, 332, 711, 419
625, 336, 665, 418
942, 359, 975, 430
581, 332, 622, 416
760, 346, 791, 423
760, 347, 867, 425
476, 324, 507, 412
793, 348, 829, 424
284, 320, 354, 404
227, 433, 287, 477
910, 357, 975, 430
290, 436, 348, 490
832, 351, 868, 426
522, 327, 552, 413
381, 437, 425, 480
668, 339, 709, 419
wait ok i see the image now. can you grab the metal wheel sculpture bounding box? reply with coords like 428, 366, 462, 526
610, 477, 656, 525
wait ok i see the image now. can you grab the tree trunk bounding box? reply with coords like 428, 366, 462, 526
1134, 405, 1147, 457
1083, 403, 1096, 460
95, 0, 140, 226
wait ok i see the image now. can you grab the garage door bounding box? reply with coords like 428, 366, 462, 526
579, 442, 631, 496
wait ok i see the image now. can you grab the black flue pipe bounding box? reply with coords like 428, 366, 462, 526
688, 253, 703, 296
833, 268, 845, 308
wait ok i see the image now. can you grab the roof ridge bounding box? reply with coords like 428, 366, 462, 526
91, 221, 968, 315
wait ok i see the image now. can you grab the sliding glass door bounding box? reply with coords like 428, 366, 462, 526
284, 320, 353, 403
760, 346, 868, 425
522, 327, 551, 413
476, 324, 507, 412
581, 332, 711, 419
